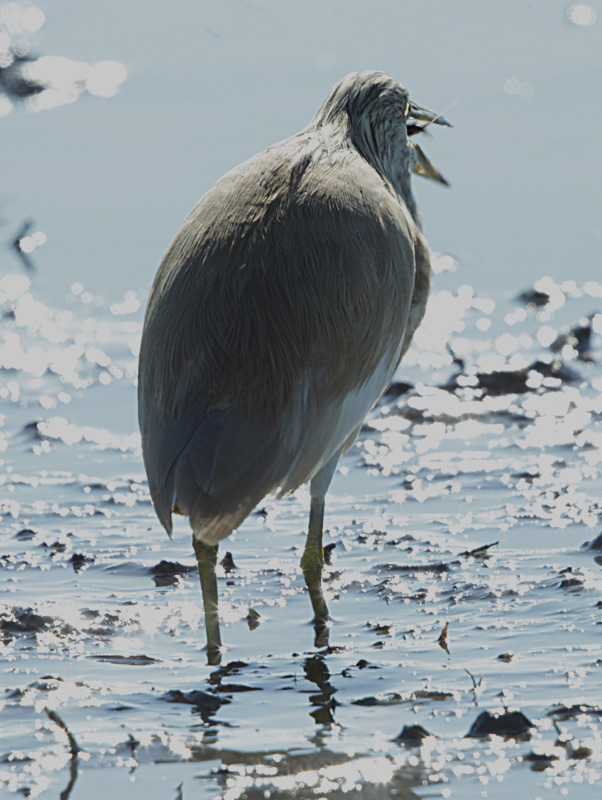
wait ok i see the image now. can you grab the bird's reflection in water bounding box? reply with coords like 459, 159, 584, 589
303, 655, 339, 726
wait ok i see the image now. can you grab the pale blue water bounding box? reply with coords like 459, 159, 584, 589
2, 2, 602, 798
2, 0, 601, 301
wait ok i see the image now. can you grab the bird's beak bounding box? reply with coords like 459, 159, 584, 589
411, 141, 449, 186
407, 100, 451, 130
407, 100, 451, 187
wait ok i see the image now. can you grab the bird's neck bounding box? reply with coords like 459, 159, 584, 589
306, 116, 422, 229
350, 120, 422, 228
391, 172, 421, 229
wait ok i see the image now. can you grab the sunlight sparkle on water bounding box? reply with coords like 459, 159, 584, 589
0, 273, 29, 303
413, 289, 473, 352
86, 60, 127, 97
0, 93, 12, 117
221, 756, 396, 799
534, 276, 567, 311
110, 291, 141, 316
536, 324, 558, 347
37, 417, 140, 452
0, 3, 44, 35
567, 4, 596, 26
431, 252, 459, 274
584, 281, 602, 298
18, 230, 47, 254
0, 30, 10, 62
503, 78, 535, 100
23, 55, 127, 111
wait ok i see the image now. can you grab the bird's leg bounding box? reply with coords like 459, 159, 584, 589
301, 494, 330, 648
192, 536, 222, 665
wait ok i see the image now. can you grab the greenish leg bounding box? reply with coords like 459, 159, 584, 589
192, 537, 222, 665
301, 495, 330, 648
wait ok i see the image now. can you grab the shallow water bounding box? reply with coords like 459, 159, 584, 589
2, 268, 602, 798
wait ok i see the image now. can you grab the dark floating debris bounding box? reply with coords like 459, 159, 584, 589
69, 552, 94, 572
0, 606, 54, 636
393, 724, 434, 745
41, 539, 67, 554
366, 621, 392, 636
353, 689, 453, 707
445, 359, 581, 396
414, 688, 455, 702
220, 551, 236, 572
0, 37, 126, 117
213, 683, 262, 694
379, 561, 450, 574
94, 654, 159, 666
551, 314, 598, 362
11, 220, 37, 273
528, 359, 582, 383
497, 652, 514, 662
460, 541, 499, 558
162, 689, 229, 717
548, 703, 602, 721
518, 288, 550, 307
21, 421, 46, 440
351, 695, 391, 707
583, 532, 602, 551
0, 55, 45, 101
14, 528, 37, 541
151, 560, 196, 577
446, 343, 465, 369
438, 621, 450, 654
150, 560, 195, 587
246, 608, 261, 630
565, 743, 593, 760
382, 380, 414, 400
323, 542, 336, 565
467, 708, 534, 738
557, 566, 585, 591
524, 750, 559, 770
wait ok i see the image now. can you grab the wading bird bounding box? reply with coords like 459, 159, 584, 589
138, 71, 449, 663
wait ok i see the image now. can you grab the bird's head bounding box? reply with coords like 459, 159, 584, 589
312, 70, 450, 212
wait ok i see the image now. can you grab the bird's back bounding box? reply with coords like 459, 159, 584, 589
138, 128, 430, 543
